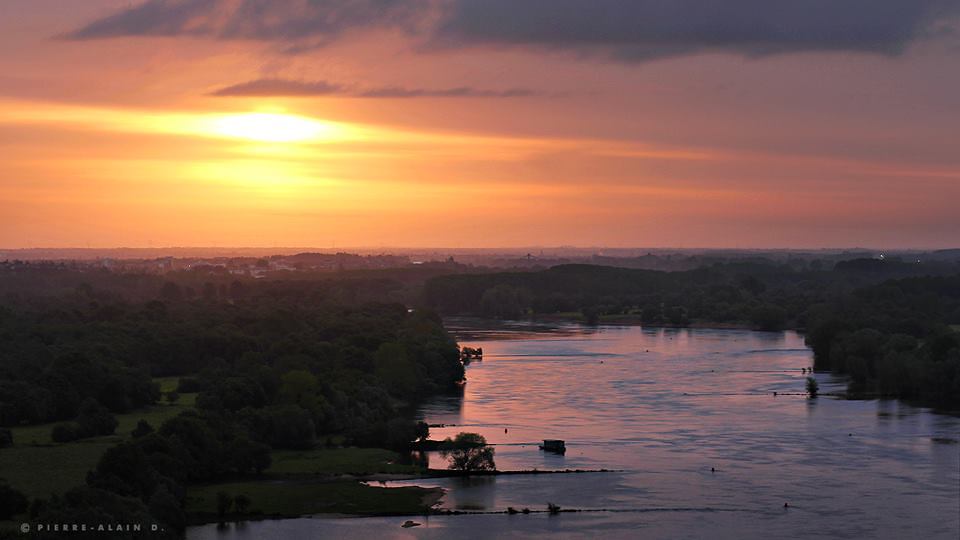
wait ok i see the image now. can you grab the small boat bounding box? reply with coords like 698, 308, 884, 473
539, 439, 566, 454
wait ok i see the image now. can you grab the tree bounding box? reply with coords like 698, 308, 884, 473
131, 420, 154, 438
77, 398, 118, 437
751, 304, 787, 331
216, 491, 233, 521
31, 487, 158, 537
89, 442, 159, 500
148, 485, 186, 532
374, 343, 419, 398
0, 480, 28, 519
51, 422, 82, 443
414, 421, 430, 442
160, 281, 182, 301
226, 436, 271, 475
261, 405, 316, 450
581, 307, 600, 326
0, 427, 12, 448
202, 282, 218, 301
479, 285, 529, 319
278, 370, 319, 407
234, 493, 251, 514
440, 432, 496, 472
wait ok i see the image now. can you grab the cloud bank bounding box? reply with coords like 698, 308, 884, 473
68, 0, 960, 61
210, 78, 538, 98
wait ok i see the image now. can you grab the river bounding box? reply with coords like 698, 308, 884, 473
189, 321, 960, 539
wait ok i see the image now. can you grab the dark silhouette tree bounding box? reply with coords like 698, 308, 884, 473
440, 432, 496, 472
216, 491, 233, 521
0, 480, 28, 519
234, 493, 251, 515
131, 419, 154, 438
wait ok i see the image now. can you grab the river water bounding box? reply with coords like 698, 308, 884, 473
189, 322, 960, 539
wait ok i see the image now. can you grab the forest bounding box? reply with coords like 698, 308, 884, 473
424, 259, 960, 407
424, 258, 960, 329
0, 273, 462, 536
804, 275, 960, 407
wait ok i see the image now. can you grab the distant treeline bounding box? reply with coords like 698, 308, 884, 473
423, 259, 960, 329
424, 259, 960, 408
0, 259, 470, 306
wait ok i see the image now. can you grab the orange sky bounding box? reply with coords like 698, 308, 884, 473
1, 1, 959, 249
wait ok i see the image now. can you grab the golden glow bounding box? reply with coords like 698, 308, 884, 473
203, 112, 343, 143
0, 100, 353, 144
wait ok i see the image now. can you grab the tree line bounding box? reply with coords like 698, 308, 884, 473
424, 260, 960, 409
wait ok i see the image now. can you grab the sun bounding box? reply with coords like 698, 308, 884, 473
205, 112, 343, 143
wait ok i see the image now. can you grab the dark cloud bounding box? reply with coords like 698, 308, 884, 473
67, 0, 960, 61
355, 86, 536, 98
211, 78, 539, 98
67, 0, 220, 39
210, 78, 345, 96
66, 0, 428, 46
433, 0, 960, 60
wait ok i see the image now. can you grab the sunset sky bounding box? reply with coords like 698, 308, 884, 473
1, 0, 959, 249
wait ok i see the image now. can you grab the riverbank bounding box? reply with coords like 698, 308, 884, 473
184, 442, 618, 525
455, 312, 793, 332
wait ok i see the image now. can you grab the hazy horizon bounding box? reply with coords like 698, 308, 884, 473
1, 244, 949, 254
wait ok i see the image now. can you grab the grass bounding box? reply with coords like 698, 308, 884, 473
177, 447, 441, 521
0, 377, 196, 499
0, 440, 117, 500
8, 394, 197, 446
1, 375, 440, 522
154, 376, 181, 394
186, 480, 439, 519
268, 448, 423, 476
187, 447, 435, 521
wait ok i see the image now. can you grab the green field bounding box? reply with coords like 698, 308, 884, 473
8, 395, 197, 447
1, 376, 442, 523
186, 480, 439, 519
0, 440, 117, 501
182, 448, 435, 520
268, 447, 423, 476
0, 378, 196, 499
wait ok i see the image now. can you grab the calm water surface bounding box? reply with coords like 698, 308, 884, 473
189, 322, 960, 539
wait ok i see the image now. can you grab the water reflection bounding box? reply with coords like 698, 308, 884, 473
189, 323, 960, 540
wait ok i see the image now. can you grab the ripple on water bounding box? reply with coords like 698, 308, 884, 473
189, 324, 960, 540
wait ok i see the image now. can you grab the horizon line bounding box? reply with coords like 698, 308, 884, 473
1, 245, 955, 253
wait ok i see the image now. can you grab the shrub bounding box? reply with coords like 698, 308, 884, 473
0, 427, 12, 448
132, 420, 154, 438
216, 491, 233, 521
77, 398, 118, 437
51, 422, 83, 443
0, 481, 28, 519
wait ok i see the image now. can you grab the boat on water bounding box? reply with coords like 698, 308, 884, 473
539, 439, 566, 454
